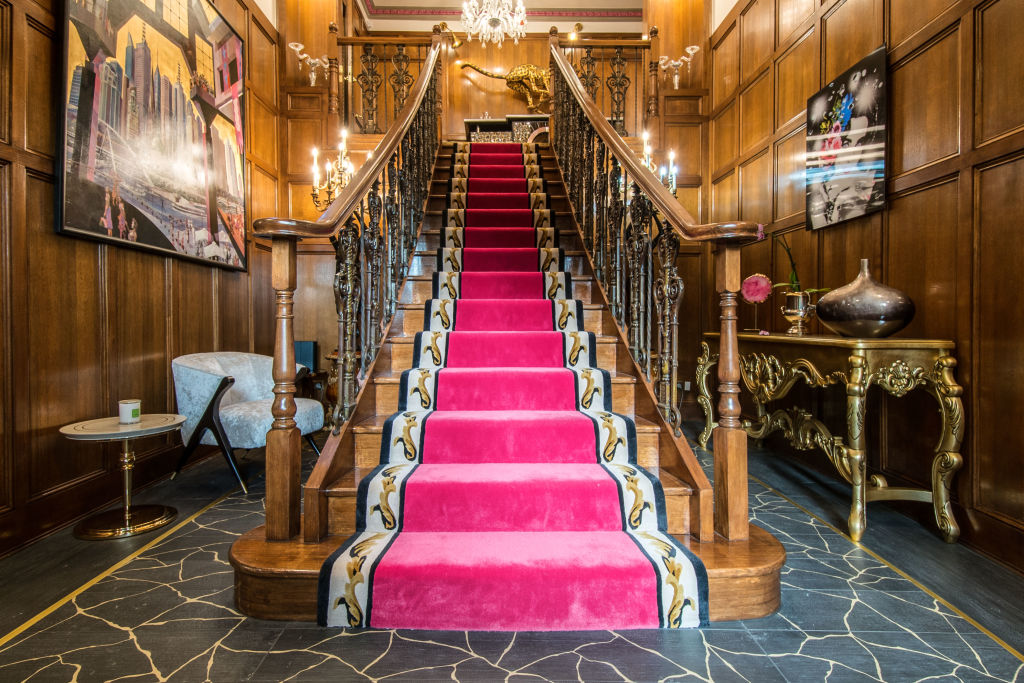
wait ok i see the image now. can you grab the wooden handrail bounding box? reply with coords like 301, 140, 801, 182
253, 32, 442, 240
337, 35, 434, 45
566, 38, 651, 47
549, 31, 754, 542
548, 39, 761, 246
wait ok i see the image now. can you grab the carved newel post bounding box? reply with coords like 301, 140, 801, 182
266, 237, 301, 540
714, 245, 749, 540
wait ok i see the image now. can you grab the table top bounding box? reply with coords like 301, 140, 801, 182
703, 331, 955, 350
59, 414, 186, 441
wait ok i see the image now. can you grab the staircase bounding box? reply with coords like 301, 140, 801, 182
232, 140, 784, 625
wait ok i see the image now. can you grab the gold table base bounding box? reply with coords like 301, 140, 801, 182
696, 333, 964, 544
74, 504, 178, 540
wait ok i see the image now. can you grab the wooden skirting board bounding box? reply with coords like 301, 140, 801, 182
230, 525, 785, 623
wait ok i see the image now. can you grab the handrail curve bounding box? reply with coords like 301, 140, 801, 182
549, 41, 761, 245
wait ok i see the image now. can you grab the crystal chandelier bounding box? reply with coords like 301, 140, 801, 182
461, 0, 527, 48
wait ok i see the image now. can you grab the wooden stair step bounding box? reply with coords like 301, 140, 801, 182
407, 250, 589, 277
231, 525, 785, 622
349, 410, 659, 470
393, 299, 615, 335
399, 273, 596, 304
383, 328, 616, 370
322, 455, 689, 536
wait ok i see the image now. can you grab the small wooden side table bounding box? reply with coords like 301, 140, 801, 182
695, 333, 965, 543
60, 414, 186, 540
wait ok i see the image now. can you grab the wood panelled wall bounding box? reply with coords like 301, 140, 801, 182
0, 0, 280, 556
702, 0, 1024, 570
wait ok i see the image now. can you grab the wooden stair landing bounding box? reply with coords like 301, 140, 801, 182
231, 525, 785, 623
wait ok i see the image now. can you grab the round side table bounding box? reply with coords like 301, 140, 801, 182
60, 414, 187, 540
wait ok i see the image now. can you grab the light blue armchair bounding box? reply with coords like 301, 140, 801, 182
171, 352, 324, 493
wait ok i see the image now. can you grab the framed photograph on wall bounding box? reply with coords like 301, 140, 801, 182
805, 45, 886, 230
58, 0, 247, 270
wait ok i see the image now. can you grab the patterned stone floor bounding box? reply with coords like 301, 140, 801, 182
1, 428, 1022, 682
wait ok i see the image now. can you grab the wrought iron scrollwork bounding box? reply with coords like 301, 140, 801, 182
389, 45, 413, 119
605, 47, 630, 135
355, 45, 383, 133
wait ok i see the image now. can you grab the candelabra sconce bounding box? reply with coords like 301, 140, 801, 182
568, 22, 583, 41
289, 42, 330, 86
640, 130, 656, 173
311, 130, 355, 212
658, 149, 678, 197
658, 46, 700, 89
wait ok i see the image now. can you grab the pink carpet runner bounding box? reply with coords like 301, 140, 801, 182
319, 141, 708, 631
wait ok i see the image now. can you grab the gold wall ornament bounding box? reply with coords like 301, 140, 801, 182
460, 62, 550, 113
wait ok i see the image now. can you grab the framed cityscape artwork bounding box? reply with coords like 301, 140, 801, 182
805, 45, 887, 230
58, 0, 247, 270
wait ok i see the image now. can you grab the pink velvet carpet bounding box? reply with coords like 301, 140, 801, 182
319, 141, 708, 631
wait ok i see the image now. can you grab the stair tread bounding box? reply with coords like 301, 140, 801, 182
352, 412, 660, 433
397, 300, 603, 310
372, 369, 636, 384
405, 273, 593, 281
324, 463, 691, 495
385, 332, 617, 343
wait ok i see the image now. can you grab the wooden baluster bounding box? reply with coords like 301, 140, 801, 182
713, 245, 749, 540
266, 237, 301, 541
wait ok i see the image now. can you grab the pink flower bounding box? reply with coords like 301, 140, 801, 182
741, 273, 772, 304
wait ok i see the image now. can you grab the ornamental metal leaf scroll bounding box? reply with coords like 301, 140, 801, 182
355, 45, 383, 134
577, 47, 599, 101
389, 45, 414, 119
605, 47, 630, 135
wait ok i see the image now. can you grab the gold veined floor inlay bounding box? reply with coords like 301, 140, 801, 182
748, 473, 1024, 664
0, 489, 236, 649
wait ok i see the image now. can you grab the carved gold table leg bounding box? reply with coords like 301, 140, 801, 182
927, 355, 965, 543
695, 342, 718, 449
845, 353, 869, 543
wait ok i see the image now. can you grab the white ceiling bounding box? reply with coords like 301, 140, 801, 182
355, 0, 644, 35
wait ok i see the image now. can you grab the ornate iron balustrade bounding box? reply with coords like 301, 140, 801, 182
327, 27, 435, 134
549, 30, 762, 541
561, 33, 655, 137
253, 30, 442, 542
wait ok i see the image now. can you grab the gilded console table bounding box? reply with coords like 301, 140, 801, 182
695, 333, 964, 543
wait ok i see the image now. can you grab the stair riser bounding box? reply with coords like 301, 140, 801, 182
352, 426, 658, 470
407, 253, 589, 277
399, 278, 596, 305
394, 306, 611, 336
384, 336, 617, 372
426, 195, 571, 214
417, 230, 583, 251
373, 380, 635, 417
325, 478, 686, 536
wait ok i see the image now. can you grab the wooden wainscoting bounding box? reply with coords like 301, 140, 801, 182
701, 0, 1024, 572
0, 0, 281, 556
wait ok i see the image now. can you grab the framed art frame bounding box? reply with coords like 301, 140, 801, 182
58, 0, 247, 270
805, 45, 886, 230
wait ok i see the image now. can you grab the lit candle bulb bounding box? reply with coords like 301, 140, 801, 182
642, 130, 649, 145
312, 163, 319, 185
341, 128, 348, 153
668, 149, 675, 166
659, 166, 666, 181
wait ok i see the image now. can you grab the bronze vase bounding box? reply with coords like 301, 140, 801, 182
816, 259, 915, 337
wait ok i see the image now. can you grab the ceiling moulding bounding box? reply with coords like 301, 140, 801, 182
353, 0, 643, 34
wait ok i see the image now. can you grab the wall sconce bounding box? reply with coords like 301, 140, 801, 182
568, 23, 583, 41
658, 46, 700, 89
311, 130, 355, 211
438, 21, 463, 49
289, 42, 330, 86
